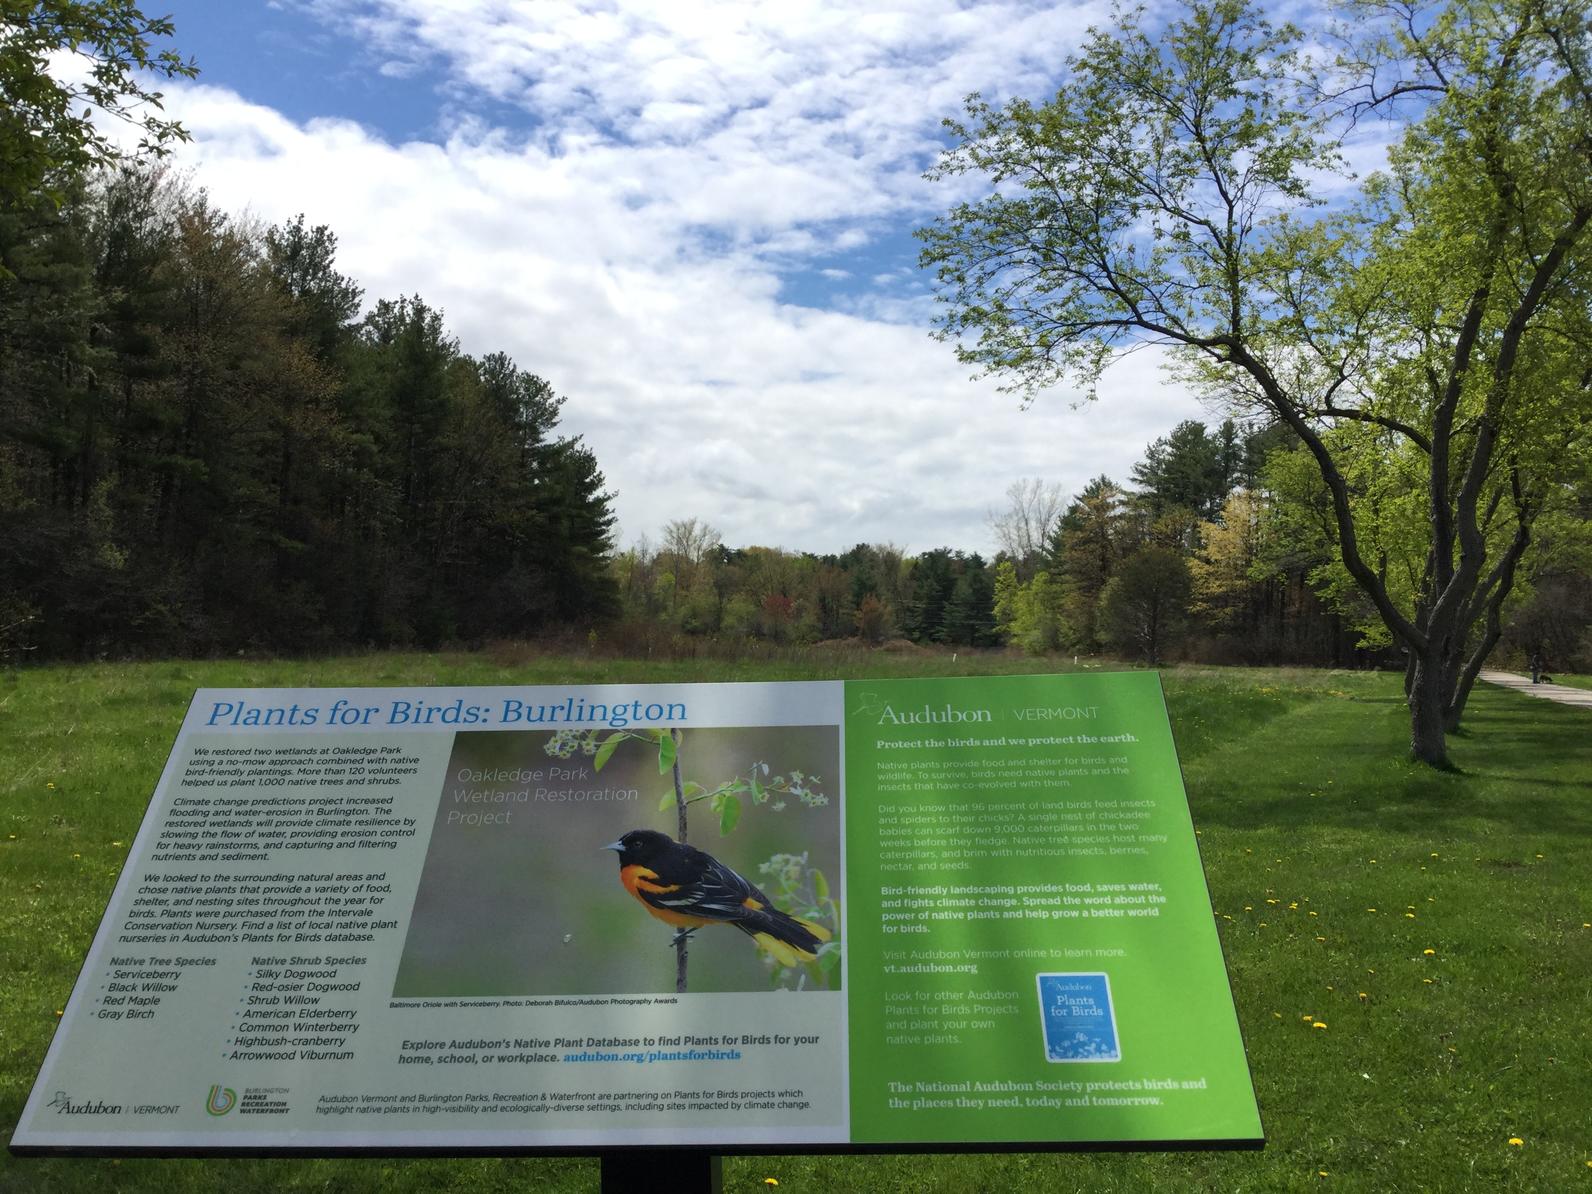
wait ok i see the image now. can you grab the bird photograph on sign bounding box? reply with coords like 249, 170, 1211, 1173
392, 726, 842, 997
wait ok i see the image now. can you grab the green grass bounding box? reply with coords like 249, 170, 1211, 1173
1544, 673, 1592, 691
3, 649, 1590, 1193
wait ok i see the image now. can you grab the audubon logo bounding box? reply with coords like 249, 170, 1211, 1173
205, 1084, 237, 1116
47, 1090, 123, 1115
876, 703, 992, 726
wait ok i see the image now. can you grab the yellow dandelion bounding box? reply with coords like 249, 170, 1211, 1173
1367, 907, 1377, 913
764, 1180, 780, 1187
72, 853, 80, 860
1535, 854, 1543, 859
1315, 936, 1326, 942
1244, 905, 1253, 911
1319, 1170, 1329, 1177
1273, 1012, 1283, 1019
1357, 992, 1368, 1000
54, 1009, 63, 1017
46, 782, 55, 789
1430, 853, 1439, 858
1326, 985, 1334, 991
1423, 949, 1436, 955
1301, 1014, 1315, 1021
1311, 1021, 1327, 1030
111, 840, 123, 846
1423, 978, 1434, 984
1507, 1137, 1523, 1146
1308, 910, 1318, 917
1405, 913, 1416, 919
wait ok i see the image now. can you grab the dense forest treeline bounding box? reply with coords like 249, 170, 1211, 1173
1, 169, 616, 657
613, 419, 1411, 668
3, 177, 1587, 668
616, 408, 1592, 671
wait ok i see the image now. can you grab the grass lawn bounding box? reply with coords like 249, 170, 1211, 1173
3, 650, 1589, 1192
1545, 673, 1592, 692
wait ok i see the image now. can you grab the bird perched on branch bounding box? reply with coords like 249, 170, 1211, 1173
602, 829, 831, 967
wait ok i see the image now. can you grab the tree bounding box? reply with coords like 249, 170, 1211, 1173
0, 1, 196, 211
1099, 547, 1193, 665
854, 592, 893, 644
1003, 569, 1071, 655
1191, 490, 1266, 633
920, 0, 1592, 765
988, 477, 1063, 580
1048, 476, 1133, 651
1131, 420, 1240, 521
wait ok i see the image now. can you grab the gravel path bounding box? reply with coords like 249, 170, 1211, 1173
1479, 670, 1592, 710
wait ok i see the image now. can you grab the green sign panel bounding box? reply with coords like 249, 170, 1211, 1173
11, 673, 1259, 1154
843, 673, 1260, 1146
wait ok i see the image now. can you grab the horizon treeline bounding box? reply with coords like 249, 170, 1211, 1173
5, 176, 1585, 669
1, 168, 617, 658
614, 418, 1393, 668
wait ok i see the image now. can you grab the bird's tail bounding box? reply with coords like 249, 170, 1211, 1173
742, 907, 832, 967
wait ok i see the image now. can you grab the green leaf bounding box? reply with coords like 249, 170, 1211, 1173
813, 869, 829, 901
749, 774, 763, 803
657, 731, 677, 774
658, 789, 676, 811
718, 793, 742, 836
593, 733, 623, 773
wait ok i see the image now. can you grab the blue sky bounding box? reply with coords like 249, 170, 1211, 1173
147, 0, 1221, 554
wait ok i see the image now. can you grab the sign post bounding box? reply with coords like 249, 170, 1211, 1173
10, 673, 1261, 1158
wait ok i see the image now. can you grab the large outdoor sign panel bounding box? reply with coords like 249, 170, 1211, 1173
11, 673, 1262, 1153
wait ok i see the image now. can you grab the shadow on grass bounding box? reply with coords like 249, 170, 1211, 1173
1182, 687, 1592, 840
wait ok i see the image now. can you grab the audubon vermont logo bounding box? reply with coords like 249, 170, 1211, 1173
46, 1090, 123, 1115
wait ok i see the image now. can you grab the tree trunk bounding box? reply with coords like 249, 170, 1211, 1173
1408, 655, 1450, 768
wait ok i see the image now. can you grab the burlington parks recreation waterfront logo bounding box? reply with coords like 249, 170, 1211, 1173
206, 1084, 237, 1116
46, 1090, 123, 1115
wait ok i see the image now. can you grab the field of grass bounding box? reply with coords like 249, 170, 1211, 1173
3, 648, 1590, 1192
1545, 673, 1592, 691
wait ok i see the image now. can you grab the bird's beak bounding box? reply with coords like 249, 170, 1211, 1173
600, 840, 624, 853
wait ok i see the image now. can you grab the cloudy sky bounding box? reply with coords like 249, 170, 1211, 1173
150, 0, 1220, 555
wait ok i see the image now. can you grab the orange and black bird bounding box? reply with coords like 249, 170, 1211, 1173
602, 829, 831, 967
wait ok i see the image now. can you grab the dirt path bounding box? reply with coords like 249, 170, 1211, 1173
1479, 670, 1592, 710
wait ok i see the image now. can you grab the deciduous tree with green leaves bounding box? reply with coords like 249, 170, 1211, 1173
0, 1, 196, 212
920, 0, 1592, 766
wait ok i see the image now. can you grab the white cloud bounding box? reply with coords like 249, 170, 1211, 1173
158, 2, 1217, 556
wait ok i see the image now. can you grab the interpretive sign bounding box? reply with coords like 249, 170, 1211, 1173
11, 673, 1262, 1154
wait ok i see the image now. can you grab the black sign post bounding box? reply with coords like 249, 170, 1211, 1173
600, 1149, 722, 1193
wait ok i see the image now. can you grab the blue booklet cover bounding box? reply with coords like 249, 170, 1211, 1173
1037, 972, 1121, 1062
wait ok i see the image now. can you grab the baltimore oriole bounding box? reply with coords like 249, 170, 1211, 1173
602, 829, 832, 967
